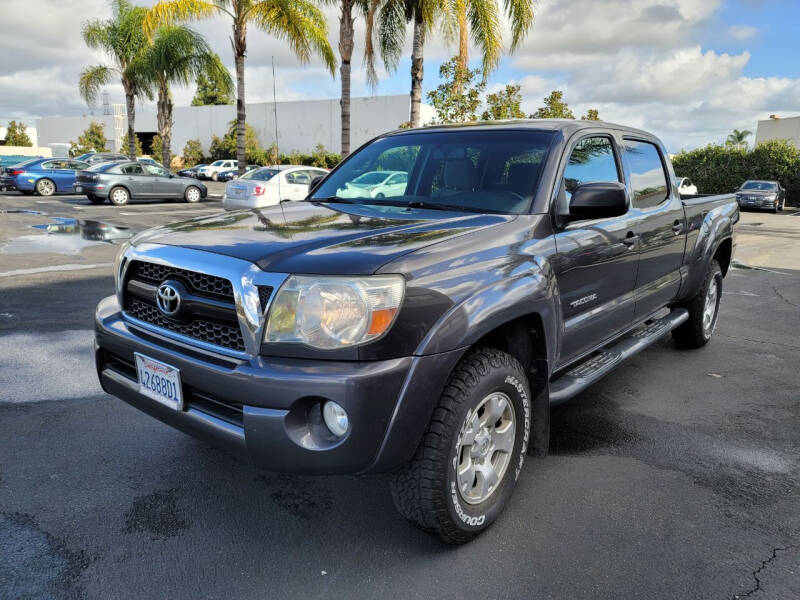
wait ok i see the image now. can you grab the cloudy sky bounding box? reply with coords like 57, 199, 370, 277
0, 0, 798, 151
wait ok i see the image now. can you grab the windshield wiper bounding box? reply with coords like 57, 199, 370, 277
307, 196, 357, 204
377, 199, 490, 214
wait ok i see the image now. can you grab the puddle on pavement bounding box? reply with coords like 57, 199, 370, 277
1, 217, 138, 255
1, 209, 44, 215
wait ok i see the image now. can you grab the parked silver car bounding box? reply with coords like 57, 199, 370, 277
74, 161, 207, 206
222, 165, 328, 210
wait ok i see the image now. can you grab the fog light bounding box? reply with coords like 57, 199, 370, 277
322, 401, 349, 437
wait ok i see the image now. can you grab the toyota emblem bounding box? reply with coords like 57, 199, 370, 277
156, 283, 181, 316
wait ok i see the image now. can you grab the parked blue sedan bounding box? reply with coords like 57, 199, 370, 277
0, 157, 90, 196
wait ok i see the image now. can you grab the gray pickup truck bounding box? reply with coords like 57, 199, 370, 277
95, 120, 738, 543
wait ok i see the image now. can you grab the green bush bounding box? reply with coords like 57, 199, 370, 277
182, 139, 205, 166
672, 140, 800, 202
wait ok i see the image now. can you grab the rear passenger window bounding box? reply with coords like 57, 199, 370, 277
562, 137, 620, 199
624, 140, 669, 208
121, 164, 144, 175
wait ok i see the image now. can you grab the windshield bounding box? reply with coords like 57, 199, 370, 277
740, 181, 777, 191
9, 158, 41, 169
211, 160, 224, 167
241, 168, 279, 181
311, 130, 554, 214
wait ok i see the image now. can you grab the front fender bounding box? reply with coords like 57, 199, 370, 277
415, 259, 560, 373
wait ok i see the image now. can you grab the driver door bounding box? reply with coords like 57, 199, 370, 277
551, 134, 640, 367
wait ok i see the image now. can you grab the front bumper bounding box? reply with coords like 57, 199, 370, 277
95, 295, 463, 474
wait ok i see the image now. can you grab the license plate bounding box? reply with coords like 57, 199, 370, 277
74, 186, 82, 192
135, 353, 183, 410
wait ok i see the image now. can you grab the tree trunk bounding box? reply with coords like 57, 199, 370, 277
454, 0, 468, 94
157, 79, 173, 168
339, 0, 354, 158
234, 20, 247, 175
409, 15, 425, 128
123, 81, 136, 158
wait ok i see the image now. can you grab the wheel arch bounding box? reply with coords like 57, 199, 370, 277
713, 237, 733, 277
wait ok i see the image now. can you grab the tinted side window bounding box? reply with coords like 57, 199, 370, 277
562, 136, 620, 198
121, 164, 144, 175
624, 140, 669, 208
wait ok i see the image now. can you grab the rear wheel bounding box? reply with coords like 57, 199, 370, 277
390, 348, 531, 544
109, 186, 130, 206
672, 259, 722, 349
35, 178, 56, 196
184, 186, 202, 203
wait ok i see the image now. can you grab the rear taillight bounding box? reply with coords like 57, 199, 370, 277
253, 186, 265, 196
10, 169, 24, 175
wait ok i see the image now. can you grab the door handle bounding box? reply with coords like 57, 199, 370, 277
622, 232, 639, 246
672, 220, 683, 233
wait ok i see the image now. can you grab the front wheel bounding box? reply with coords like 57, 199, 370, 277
184, 185, 202, 203
109, 186, 130, 206
211, 172, 218, 181
390, 348, 531, 544
672, 259, 722, 349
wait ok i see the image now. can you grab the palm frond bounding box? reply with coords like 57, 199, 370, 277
377, 0, 406, 71
248, 0, 336, 74
363, 0, 381, 89
503, 0, 534, 51
82, 19, 114, 53
143, 0, 224, 40
468, 0, 502, 78
79, 64, 115, 106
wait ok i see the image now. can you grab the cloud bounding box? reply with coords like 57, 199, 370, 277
0, 0, 798, 153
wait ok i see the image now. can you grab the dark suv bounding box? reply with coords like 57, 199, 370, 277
95, 121, 738, 543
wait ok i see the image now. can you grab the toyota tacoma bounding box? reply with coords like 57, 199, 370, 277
95, 121, 738, 543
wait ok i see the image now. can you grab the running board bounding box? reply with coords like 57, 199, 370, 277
549, 309, 689, 406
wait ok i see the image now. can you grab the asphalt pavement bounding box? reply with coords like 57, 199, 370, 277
1, 192, 799, 599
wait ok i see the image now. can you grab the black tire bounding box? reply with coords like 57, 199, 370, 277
184, 185, 202, 203
87, 194, 105, 204
109, 186, 130, 206
390, 348, 531, 544
672, 259, 722, 349
35, 178, 56, 196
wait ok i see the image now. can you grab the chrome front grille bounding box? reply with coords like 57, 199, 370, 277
118, 245, 288, 356
128, 260, 234, 300
126, 297, 246, 351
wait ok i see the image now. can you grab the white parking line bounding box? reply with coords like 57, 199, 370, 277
0, 263, 112, 278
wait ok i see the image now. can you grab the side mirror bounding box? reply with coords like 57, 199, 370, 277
569, 182, 628, 219
309, 175, 325, 193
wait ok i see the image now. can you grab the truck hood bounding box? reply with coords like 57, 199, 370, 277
131, 202, 514, 274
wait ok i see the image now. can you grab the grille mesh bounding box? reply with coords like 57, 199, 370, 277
126, 298, 245, 352
129, 260, 233, 300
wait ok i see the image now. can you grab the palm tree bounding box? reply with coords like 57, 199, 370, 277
328, 0, 393, 157
143, 0, 336, 174
378, 0, 439, 128
726, 129, 752, 148
79, 0, 151, 158
445, 0, 533, 90
137, 26, 232, 168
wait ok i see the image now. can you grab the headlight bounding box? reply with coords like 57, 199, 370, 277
265, 275, 404, 349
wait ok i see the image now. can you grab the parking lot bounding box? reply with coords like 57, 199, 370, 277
1, 190, 799, 599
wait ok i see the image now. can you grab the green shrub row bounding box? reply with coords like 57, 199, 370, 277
672, 140, 800, 202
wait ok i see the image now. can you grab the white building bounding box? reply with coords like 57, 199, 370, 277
35, 95, 434, 157
755, 115, 800, 148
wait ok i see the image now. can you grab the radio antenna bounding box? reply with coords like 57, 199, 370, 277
271, 55, 283, 211
272, 55, 286, 220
